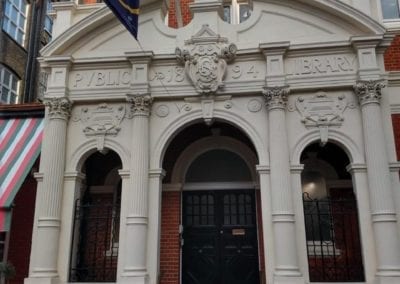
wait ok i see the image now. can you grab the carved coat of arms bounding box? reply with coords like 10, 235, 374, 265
176, 25, 237, 95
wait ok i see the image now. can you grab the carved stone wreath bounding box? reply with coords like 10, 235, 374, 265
176, 25, 237, 95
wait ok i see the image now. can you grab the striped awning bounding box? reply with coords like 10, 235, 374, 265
0, 118, 44, 231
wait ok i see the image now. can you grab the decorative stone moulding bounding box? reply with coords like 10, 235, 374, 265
262, 86, 290, 110
292, 91, 355, 146
353, 79, 386, 106
45, 97, 72, 120
176, 24, 237, 95
127, 94, 153, 116
72, 103, 127, 151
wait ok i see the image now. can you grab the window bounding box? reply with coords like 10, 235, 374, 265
43, 0, 53, 43
38, 72, 48, 100
381, 0, 400, 19
0, 65, 19, 104
223, 0, 252, 24
2, 0, 28, 45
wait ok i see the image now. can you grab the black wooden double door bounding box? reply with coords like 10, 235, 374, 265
182, 190, 260, 284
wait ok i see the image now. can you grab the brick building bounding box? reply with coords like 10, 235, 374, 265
0, 0, 51, 282
2, 0, 400, 284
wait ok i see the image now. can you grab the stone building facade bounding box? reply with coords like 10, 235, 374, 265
22, 0, 400, 284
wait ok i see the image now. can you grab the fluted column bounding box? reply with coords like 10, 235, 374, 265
354, 80, 400, 283
263, 86, 303, 283
146, 169, 166, 283
26, 97, 72, 284
121, 94, 153, 284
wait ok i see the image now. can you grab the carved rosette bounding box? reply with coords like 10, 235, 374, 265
128, 94, 153, 116
353, 80, 386, 106
263, 86, 290, 110
45, 97, 72, 120
176, 25, 237, 95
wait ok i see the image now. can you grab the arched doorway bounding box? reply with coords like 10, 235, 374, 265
160, 122, 263, 284
300, 143, 364, 282
69, 150, 122, 282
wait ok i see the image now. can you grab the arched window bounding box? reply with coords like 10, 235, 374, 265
0, 65, 19, 104
69, 150, 122, 282
301, 143, 364, 282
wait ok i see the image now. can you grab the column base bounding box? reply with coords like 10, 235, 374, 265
120, 275, 148, 284
376, 275, 400, 284
273, 275, 305, 284
24, 277, 59, 284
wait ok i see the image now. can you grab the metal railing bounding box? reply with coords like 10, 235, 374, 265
303, 192, 365, 282
69, 199, 120, 282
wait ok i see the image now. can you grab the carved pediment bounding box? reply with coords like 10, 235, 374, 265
176, 25, 237, 95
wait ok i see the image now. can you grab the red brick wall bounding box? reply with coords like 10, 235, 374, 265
385, 35, 400, 71
160, 191, 181, 284
392, 114, 400, 160
7, 172, 37, 284
168, 0, 193, 28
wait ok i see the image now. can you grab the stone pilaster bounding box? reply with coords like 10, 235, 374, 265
121, 94, 153, 284
354, 80, 400, 283
263, 86, 303, 283
147, 169, 166, 283
26, 97, 72, 284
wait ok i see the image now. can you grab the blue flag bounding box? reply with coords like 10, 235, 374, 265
104, 0, 139, 39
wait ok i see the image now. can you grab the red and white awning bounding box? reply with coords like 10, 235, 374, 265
0, 118, 43, 231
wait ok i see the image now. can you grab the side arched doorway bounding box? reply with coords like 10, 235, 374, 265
69, 150, 122, 282
300, 143, 365, 282
160, 122, 263, 284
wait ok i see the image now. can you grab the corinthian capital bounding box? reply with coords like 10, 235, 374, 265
353, 80, 386, 106
45, 97, 72, 120
263, 86, 290, 110
127, 94, 153, 116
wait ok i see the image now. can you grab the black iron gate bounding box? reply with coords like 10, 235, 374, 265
182, 190, 260, 284
303, 189, 365, 282
69, 199, 120, 282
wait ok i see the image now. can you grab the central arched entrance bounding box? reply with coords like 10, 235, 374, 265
160, 121, 263, 284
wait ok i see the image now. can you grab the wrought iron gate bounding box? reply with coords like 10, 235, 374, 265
69, 199, 120, 282
303, 191, 364, 282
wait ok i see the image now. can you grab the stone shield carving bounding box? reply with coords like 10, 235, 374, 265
73, 103, 126, 136
176, 25, 237, 95
294, 91, 355, 146
295, 92, 350, 127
